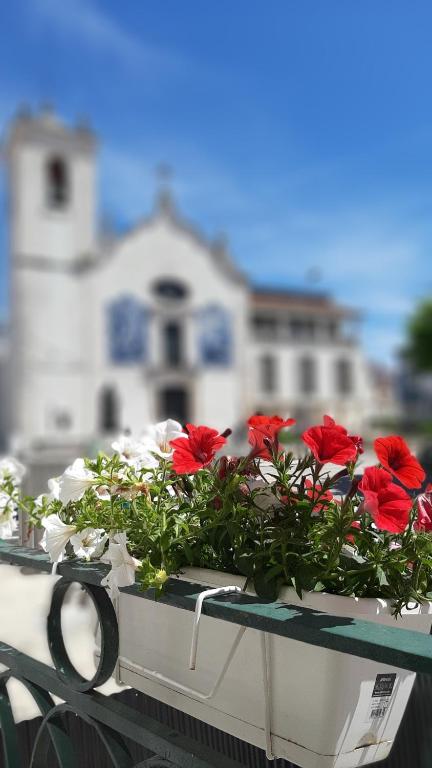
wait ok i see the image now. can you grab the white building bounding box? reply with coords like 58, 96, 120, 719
2, 108, 375, 487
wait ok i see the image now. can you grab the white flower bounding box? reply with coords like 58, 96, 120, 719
70, 528, 108, 560
40, 514, 76, 563
0, 492, 16, 539
0, 517, 15, 539
112, 434, 144, 460
0, 457, 26, 486
142, 419, 186, 458
47, 476, 61, 500
112, 433, 159, 471
58, 459, 97, 504
35, 476, 61, 508
101, 532, 141, 597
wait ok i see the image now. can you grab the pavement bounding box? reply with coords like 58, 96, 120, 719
0, 564, 124, 722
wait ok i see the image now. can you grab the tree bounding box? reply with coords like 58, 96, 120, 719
406, 298, 432, 372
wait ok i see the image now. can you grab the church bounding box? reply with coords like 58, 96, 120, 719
2, 108, 374, 487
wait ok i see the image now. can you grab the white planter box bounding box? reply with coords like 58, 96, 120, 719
116, 568, 432, 768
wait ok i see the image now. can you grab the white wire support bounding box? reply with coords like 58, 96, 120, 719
112, 594, 122, 684
119, 624, 246, 701
260, 631, 275, 761
119, 585, 245, 701
189, 586, 242, 669
118, 583, 275, 759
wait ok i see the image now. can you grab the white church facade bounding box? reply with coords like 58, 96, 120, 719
2, 109, 375, 485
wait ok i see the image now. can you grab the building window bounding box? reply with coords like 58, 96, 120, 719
260, 354, 277, 393
253, 315, 277, 339
107, 296, 148, 364
290, 317, 305, 339
153, 279, 189, 301
299, 356, 316, 394
99, 386, 120, 433
328, 320, 338, 340
54, 410, 72, 431
199, 305, 232, 365
336, 358, 352, 395
163, 320, 183, 367
159, 386, 189, 424
46, 156, 69, 209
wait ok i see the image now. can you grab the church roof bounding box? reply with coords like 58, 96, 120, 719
251, 286, 358, 317
110, 188, 248, 287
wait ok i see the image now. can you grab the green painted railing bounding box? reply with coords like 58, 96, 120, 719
1, 539, 432, 767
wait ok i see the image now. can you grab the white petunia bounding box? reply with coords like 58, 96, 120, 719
35, 475, 61, 508
47, 476, 61, 500
0, 517, 15, 539
0, 492, 16, 539
0, 457, 26, 486
101, 532, 141, 597
112, 433, 159, 471
112, 434, 144, 460
142, 419, 186, 458
70, 528, 108, 560
58, 459, 97, 505
40, 514, 76, 564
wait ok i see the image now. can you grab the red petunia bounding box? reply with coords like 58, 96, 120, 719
415, 484, 432, 532
323, 415, 364, 455
247, 415, 296, 460
346, 519, 361, 544
374, 435, 425, 489
304, 479, 333, 514
170, 424, 227, 474
302, 416, 358, 466
358, 466, 412, 533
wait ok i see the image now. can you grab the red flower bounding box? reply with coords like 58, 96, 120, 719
304, 479, 333, 513
358, 466, 412, 533
374, 435, 425, 489
302, 416, 358, 466
323, 415, 364, 455
247, 415, 296, 460
346, 519, 361, 544
415, 484, 432, 532
170, 424, 227, 474
218, 455, 241, 480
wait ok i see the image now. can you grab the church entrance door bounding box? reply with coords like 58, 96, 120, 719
159, 386, 189, 425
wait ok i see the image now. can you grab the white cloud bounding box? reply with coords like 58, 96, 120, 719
32, 0, 187, 74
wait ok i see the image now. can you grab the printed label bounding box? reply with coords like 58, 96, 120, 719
368, 673, 397, 720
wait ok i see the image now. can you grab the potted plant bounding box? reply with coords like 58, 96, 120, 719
5, 415, 432, 768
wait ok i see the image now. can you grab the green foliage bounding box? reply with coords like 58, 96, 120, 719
406, 298, 432, 372
5, 442, 432, 615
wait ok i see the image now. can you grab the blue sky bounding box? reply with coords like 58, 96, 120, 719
1, 0, 432, 365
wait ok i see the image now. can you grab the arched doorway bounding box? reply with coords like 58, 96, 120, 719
159, 386, 189, 425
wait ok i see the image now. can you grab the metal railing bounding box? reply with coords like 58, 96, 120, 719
1, 541, 432, 767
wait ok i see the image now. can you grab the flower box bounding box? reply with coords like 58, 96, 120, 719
5, 416, 432, 767
115, 568, 432, 768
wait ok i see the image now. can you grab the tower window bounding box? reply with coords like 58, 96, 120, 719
99, 386, 120, 433
336, 358, 352, 395
299, 356, 316, 394
46, 156, 69, 209
260, 354, 277, 393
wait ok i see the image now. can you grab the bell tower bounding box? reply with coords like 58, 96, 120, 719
5, 107, 98, 453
